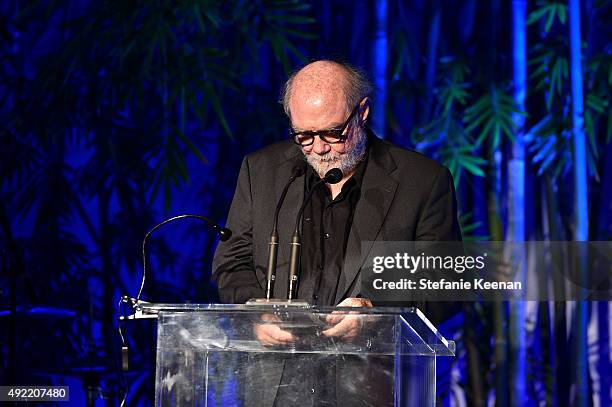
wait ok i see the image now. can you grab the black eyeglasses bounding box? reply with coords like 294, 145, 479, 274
289, 103, 361, 147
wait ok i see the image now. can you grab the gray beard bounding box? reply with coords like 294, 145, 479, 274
303, 129, 368, 178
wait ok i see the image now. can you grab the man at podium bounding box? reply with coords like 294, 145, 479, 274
211, 60, 460, 406
213, 59, 461, 315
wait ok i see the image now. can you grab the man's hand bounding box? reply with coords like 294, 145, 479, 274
322, 297, 373, 341
253, 313, 295, 346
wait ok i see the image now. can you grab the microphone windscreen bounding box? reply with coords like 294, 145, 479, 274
324, 168, 343, 184
219, 228, 232, 241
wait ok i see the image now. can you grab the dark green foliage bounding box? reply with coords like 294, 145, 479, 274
1, 0, 315, 402
388, 0, 611, 404
527, 1, 567, 34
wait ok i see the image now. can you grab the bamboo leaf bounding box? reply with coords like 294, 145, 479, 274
461, 158, 486, 177
538, 151, 556, 175
557, 4, 567, 24
267, 14, 316, 24
527, 7, 549, 25
173, 150, 189, 183
268, 2, 312, 12
192, 5, 207, 33
148, 162, 164, 205
545, 6, 556, 32
273, 25, 318, 40
204, 84, 233, 139
492, 121, 501, 149
607, 106, 612, 143
586, 93, 608, 114
164, 173, 171, 210
475, 118, 495, 146
584, 112, 599, 160
175, 126, 208, 164
533, 137, 555, 163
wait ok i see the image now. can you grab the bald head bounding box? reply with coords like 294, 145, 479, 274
287, 61, 350, 120
281, 60, 372, 122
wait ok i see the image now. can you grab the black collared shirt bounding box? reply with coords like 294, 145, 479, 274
298, 154, 368, 305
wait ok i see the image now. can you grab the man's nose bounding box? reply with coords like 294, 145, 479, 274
312, 136, 331, 155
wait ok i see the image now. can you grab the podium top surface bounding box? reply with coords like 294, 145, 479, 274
138, 302, 455, 356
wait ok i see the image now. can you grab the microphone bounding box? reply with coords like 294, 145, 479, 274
136, 214, 232, 303
287, 168, 343, 300
265, 164, 305, 299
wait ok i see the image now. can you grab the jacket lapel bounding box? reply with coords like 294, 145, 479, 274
334, 137, 398, 304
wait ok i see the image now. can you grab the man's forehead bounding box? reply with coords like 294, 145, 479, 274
291, 81, 345, 106
287, 63, 351, 129
290, 91, 343, 112
289, 96, 347, 130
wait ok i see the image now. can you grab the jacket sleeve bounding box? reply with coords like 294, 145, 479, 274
415, 166, 462, 241
212, 157, 265, 303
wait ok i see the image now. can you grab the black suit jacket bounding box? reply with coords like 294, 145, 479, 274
212, 134, 461, 305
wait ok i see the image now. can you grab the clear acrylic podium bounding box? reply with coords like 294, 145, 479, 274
139, 303, 455, 406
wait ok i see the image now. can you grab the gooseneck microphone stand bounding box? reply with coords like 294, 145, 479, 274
265, 165, 305, 299
287, 168, 343, 300
136, 214, 231, 304
117, 214, 231, 405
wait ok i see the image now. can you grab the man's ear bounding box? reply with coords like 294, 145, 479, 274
359, 97, 371, 123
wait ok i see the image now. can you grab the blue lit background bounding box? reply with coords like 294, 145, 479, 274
1, 0, 611, 405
